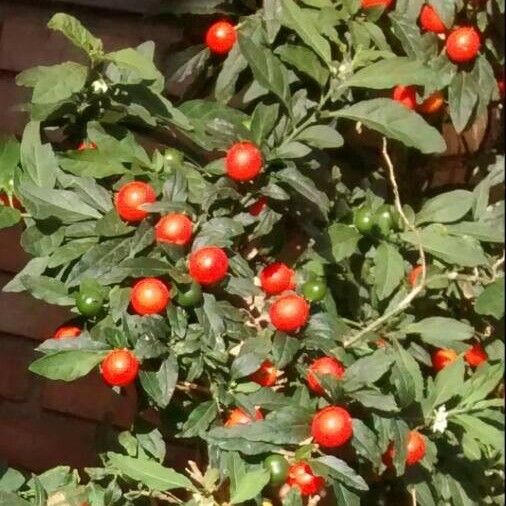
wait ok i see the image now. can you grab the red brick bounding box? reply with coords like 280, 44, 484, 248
0, 333, 34, 401
42, 371, 137, 429
0, 271, 73, 340
0, 225, 30, 273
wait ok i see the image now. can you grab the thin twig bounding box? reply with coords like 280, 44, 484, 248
411, 487, 417, 506
491, 252, 505, 280
175, 382, 210, 395
343, 138, 426, 348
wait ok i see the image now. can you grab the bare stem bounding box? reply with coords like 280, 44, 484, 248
176, 382, 210, 395
343, 139, 426, 348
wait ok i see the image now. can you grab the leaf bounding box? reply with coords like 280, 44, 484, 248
451, 414, 505, 449
0, 206, 20, 230
250, 102, 280, 145
416, 190, 474, 225
107, 454, 194, 492
350, 389, 398, 412
296, 125, 343, 149
401, 225, 487, 267
309, 455, 368, 491
461, 362, 504, 407
178, 401, 218, 438
345, 348, 394, 391
335, 98, 446, 154
0, 492, 31, 506
406, 317, 474, 348
106, 48, 163, 89
426, 358, 465, 410
230, 468, 271, 504
47, 13, 103, 57
215, 44, 247, 103
0, 136, 20, 188
445, 221, 504, 243
448, 71, 479, 133
351, 419, 381, 466
3, 257, 49, 293
19, 121, 57, 189
328, 224, 361, 261
101, 258, 173, 285
374, 242, 404, 300
474, 278, 504, 320
238, 36, 291, 107
29, 350, 106, 381
279, 0, 331, 63
272, 333, 300, 369
345, 57, 436, 89
21, 275, 74, 306
277, 44, 329, 86
390, 341, 424, 408
139, 356, 178, 409
0, 468, 25, 493
277, 167, 330, 217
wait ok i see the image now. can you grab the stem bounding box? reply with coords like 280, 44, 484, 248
343, 138, 426, 348
175, 382, 211, 395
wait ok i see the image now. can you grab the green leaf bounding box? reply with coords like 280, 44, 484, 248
296, 125, 343, 149
401, 225, 487, 266
461, 362, 504, 407
178, 401, 218, 438
448, 71, 479, 133
0, 136, 20, 188
21, 275, 74, 306
328, 224, 361, 262
280, 0, 331, 63
351, 419, 381, 466
29, 350, 106, 381
426, 358, 465, 410
272, 333, 300, 369
350, 389, 398, 412
374, 242, 404, 300
416, 190, 474, 225
48, 239, 98, 268
406, 317, 474, 348
390, 341, 424, 408
0, 468, 25, 493
335, 98, 446, 154
107, 454, 194, 492
309, 455, 368, 491
445, 221, 504, 243
101, 258, 173, 285
451, 414, 504, 449
0, 206, 20, 230
0, 492, 31, 506
474, 278, 504, 320
250, 102, 280, 145
215, 44, 247, 103
48, 13, 103, 58
332, 482, 361, 506
238, 36, 291, 107
345, 57, 436, 89
139, 356, 178, 409
345, 349, 394, 391
277, 44, 329, 86
230, 468, 271, 504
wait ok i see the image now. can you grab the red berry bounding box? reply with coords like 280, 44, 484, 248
465, 342, 488, 368
0, 192, 23, 210
382, 431, 426, 467
407, 265, 423, 287
286, 462, 325, 497
432, 348, 458, 372
418, 91, 445, 115
155, 213, 193, 246
259, 262, 296, 295
307, 357, 345, 396
311, 406, 353, 448
446, 27, 481, 63
189, 246, 229, 285
225, 407, 263, 427
269, 294, 310, 333
249, 196, 268, 216
53, 326, 81, 339
205, 21, 237, 54
226, 142, 263, 182
131, 278, 170, 315
419, 4, 447, 34
101, 349, 139, 387
77, 141, 97, 151
115, 181, 156, 223
393, 85, 417, 110
249, 360, 278, 387
361, 0, 394, 9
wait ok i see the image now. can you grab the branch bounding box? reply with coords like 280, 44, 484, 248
343, 138, 427, 348
175, 382, 211, 395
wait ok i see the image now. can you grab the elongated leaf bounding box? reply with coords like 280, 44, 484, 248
139, 356, 178, 409
309, 455, 368, 491
406, 317, 474, 348
474, 279, 504, 320
374, 242, 404, 300
328, 224, 361, 261
230, 469, 270, 504
29, 351, 106, 381
426, 358, 465, 410
416, 190, 474, 225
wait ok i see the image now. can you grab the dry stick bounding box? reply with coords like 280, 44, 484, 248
411, 487, 417, 506
343, 138, 427, 348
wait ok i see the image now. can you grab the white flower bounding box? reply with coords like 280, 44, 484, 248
432, 405, 448, 434
91, 79, 108, 94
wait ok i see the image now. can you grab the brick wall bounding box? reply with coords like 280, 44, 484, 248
0, 0, 197, 474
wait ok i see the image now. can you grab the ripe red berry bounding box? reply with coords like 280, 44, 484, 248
419, 4, 447, 34
225, 407, 263, 427
205, 21, 237, 54
446, 27, 481, 63
307, 357, 345, 396
382, 431, 426, 467
101, 349, 139, 387
249, 196, 268, 216
77, 141, 97, 151
53, 326, 81, 339
226, 142, 263, 182
311, 406, 353, 448
432, 348, 458, 372
269, 294, 310, 333
465, 342, 488, 368
259, 262, 296, 295
115, 181, 156, 223
393, 85, 417, 110
407, 265, 423, 287
286, 462, 325, 497
249, 360, 278, 387
188, 246, 229, 285
131, 278, 170, 315
418, 91, 445, 115
361, 0, 394, 9
155, 213, 193, 246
